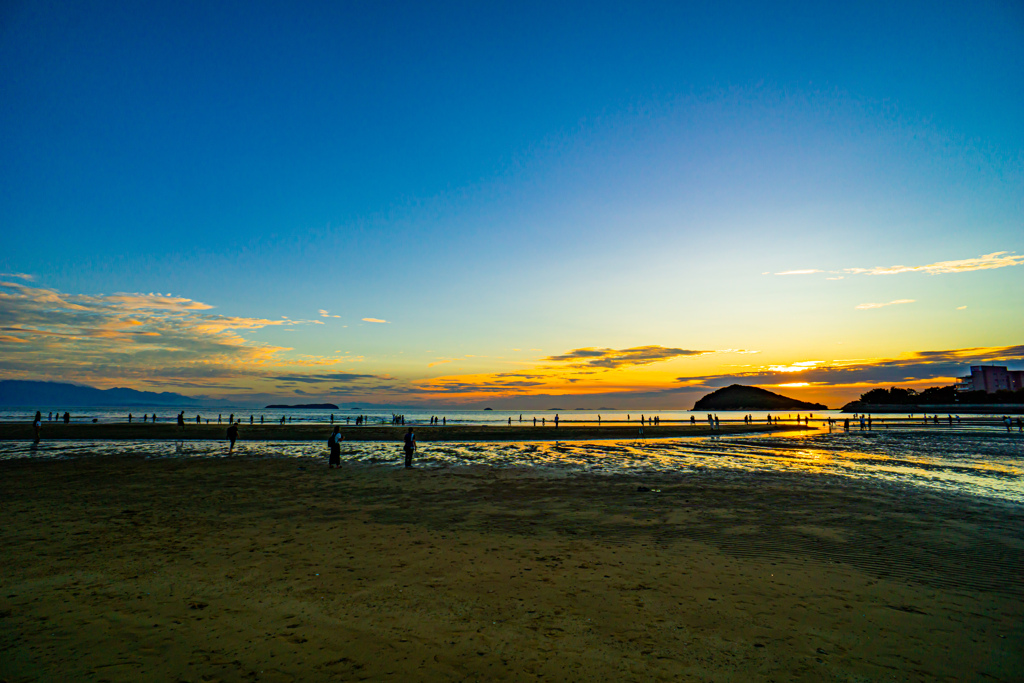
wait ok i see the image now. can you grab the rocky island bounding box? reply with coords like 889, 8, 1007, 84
692, 385, 827, 411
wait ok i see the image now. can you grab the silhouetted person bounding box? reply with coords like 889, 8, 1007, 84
403, 428, 416, 468
128, 413, 133, 423
33, 411, 41, 443
63, 411, 69, 424
177, 412, 185, 430
250, 415, 253, 425
328, 426, 343, 469
227, 422, 239, 454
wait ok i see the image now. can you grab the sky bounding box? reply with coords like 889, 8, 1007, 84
1, 0, 1022, 408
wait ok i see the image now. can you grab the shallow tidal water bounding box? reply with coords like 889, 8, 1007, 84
3, 428, 1023, 504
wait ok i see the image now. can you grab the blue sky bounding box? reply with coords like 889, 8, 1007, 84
1, 0, 1022, 407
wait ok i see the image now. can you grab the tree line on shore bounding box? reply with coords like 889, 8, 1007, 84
853, 385, 1024, 406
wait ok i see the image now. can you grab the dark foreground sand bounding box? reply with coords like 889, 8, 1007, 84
1, 455, 1022, 682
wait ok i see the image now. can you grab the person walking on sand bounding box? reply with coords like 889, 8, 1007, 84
554, 414, 559, 428
403, 427, 416, 468
227, 422, 239, 454
33, 411, 42, 443
328, 426, 343, 469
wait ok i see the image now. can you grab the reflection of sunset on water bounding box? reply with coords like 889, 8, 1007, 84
3, 430, 1021, 503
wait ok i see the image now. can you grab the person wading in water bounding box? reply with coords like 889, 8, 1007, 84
403, 427, 416, 469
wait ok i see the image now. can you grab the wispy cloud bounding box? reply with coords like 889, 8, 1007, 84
774, 252, 1024, 279
675, 345, 1024, 389
270, 373, 383, 383
855, 299, 915, 310
319, 309, 342, 318
0, 273, 34, 281
844, 251, 1024, 275
544, 345, 712, 370
362, 318, 389, 324
0, 280, 329, 389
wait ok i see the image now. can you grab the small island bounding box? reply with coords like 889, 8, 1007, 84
264, 403, 339, 409
692, 385, 827, 411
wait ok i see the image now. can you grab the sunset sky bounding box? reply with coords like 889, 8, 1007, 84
1, 1, 1022, 408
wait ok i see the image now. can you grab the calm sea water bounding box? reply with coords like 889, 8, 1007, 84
1, 406, 1016, 426
2, 425, 1022, 504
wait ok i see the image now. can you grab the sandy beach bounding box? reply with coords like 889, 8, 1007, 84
1, 453, 1022, 682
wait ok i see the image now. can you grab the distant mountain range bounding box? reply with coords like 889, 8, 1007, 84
0, 380, 208, 407
692, 384, 828, 411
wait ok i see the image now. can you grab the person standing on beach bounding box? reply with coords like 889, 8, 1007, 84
227, 422, 239, 454
33, 411, 42, 443
403, 427, 416, 468
328, 426, 343, 469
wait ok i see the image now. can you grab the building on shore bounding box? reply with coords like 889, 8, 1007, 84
956, 366, 1024, 393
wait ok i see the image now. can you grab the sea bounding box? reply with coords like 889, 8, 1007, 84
2, 407, 1022, 504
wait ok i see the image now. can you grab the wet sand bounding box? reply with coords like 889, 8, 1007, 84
1, 455, 1022, 681
0, 422, 810, 442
